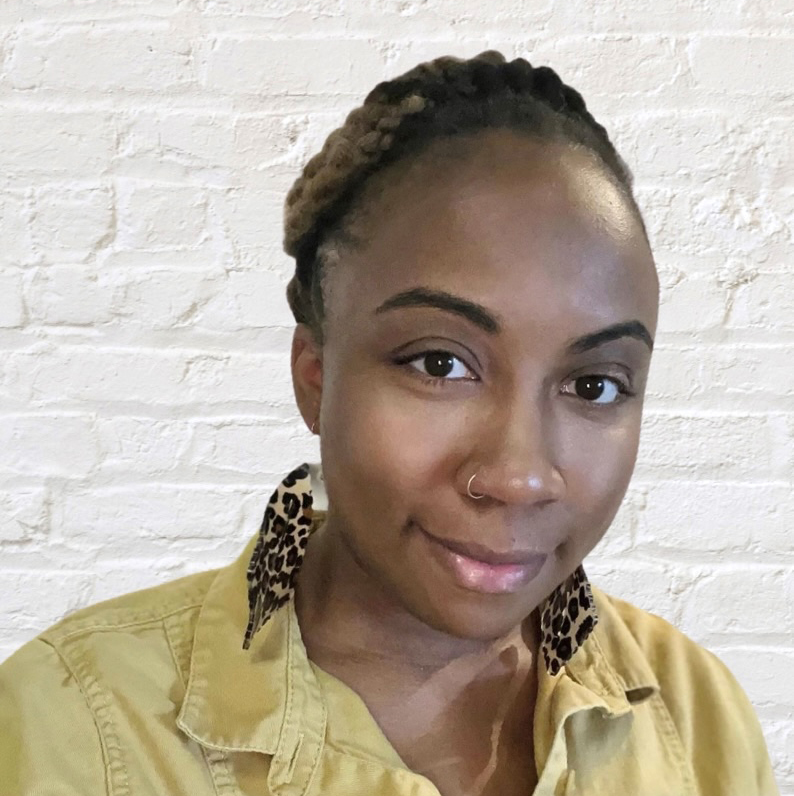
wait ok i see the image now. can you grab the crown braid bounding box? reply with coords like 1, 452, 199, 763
284, 50, 643, 345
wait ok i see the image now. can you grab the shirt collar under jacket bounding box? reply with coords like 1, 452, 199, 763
243, 461, 600, 676
175, 462, 661, 792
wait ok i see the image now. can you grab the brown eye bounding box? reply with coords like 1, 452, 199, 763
393, 350, 476, 383
423, 352, 456, 378
562, 375, 628, 405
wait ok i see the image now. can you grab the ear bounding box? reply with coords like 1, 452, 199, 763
291, 323, 324, 429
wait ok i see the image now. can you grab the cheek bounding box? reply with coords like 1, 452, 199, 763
558, 415, 641, 531
328, 374, 443, 481
320, 381, 422, 531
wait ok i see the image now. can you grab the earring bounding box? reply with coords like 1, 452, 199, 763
310, 417, 318, 434
467, 472, 484, 500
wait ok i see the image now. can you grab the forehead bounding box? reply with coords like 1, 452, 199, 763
329, 132, 658, 342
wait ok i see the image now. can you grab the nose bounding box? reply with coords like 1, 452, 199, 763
465, 400, 565, 506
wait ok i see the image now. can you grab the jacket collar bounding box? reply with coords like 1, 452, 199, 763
177, 462, 660, 765
176, 529, 328, 794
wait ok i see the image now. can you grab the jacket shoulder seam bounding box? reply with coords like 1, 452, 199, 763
43, 599, 207, 645
37, 637, 115, 796
40, 570, 220, 641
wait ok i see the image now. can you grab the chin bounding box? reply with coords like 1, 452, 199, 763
407, 588, 538, 642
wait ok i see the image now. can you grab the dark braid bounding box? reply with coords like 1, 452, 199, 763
284, 50, 645, 346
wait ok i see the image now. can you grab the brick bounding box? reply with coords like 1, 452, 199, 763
688, 36, 794, 94
11, 348, 291, 406
98, 249, 219, 272
760, 722, 794, 792
0, 0, 179, 23
117, 184, 208, 249
635, 412, 779, 480
583, 559, 681, 626
233, 115, 309, 169
541, 0, 738, 33
186, 418, 306, 475
53, 485, 265, 560
635, 481, 793, 554
654, 273, 728, 334
637, 186, 783, 260
9, 23, 194, 92
0, 415, 100, 477
0, 571, 94, 631
26, 265, 220, 329
83, 562, 192, 606
111, 268, 220, 329
531, 35, 682, 103
96, 416, 192, 476
727, 273, 794, 331
611, 112, 733, 180
30, 185, 114, 258
25, 266, 117, 326
124, 112, 238, 168
753, 117, 793, 194
0, 192, 33, 265
0, 112, 114, 176
200, 0, 344, 15
679, 567, 793, 639
210, 186, 282, 250
385, 40, 512, 79
646, 345, 794, 410
587, 484, 644, 558
0, 489, 48, 542
12, 349, 184, 405
209, 188, 286, 267
712, 647, 794, 709
0, 272, 25, 328
203, 38, 383, 96
197, 269, 294, 330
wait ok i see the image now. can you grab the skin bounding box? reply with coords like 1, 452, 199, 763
290, 129, 659, 796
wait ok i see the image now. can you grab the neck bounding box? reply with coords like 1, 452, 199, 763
293, 519, 540, 681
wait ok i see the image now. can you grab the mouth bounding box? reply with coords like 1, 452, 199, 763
416, 522, 549, 594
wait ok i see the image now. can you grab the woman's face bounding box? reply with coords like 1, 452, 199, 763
293, 129, 659, 642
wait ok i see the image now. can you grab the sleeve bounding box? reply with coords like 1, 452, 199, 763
653, 627, 781, 796
0, 638, 108, 795
609, 595, 782, 796
698, 650, 781, 796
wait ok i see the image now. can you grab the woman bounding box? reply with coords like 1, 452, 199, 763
0, 50, 779, 795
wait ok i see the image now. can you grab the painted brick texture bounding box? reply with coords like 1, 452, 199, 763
0, 1, 791, 790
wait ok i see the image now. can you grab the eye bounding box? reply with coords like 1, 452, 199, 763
561, 375, 632, 405
393, 350, 477, 386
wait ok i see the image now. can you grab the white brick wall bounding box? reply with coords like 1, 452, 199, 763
0, 1, 791, 790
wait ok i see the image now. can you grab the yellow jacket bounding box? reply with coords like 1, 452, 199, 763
0, 462, 780, 795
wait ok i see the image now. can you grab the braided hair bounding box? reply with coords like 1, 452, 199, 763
284, 50, 646, 346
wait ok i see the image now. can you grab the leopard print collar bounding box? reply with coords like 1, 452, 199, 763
243, 462, 599, 676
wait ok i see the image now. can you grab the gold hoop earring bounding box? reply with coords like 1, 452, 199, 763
467, 472, 484, 500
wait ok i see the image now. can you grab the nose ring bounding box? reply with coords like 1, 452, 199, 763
467, 473, 484, 500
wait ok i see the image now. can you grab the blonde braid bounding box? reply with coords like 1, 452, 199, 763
283, 50, 640, 344
283, 92, 428, 260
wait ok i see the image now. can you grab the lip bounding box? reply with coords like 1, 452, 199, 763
419, 524, 550, 565
417, 523, 549, 594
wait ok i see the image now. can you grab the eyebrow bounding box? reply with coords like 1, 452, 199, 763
374, 286, 654, 353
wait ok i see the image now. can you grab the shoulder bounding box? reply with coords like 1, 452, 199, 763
592, 585, 743, 705
0, 568, 221, 794
1, 566, 219, 695
1, 568, 219, 711
590, 585, 780, 795
1, 567, 220, 699
37, 567, 218, 646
